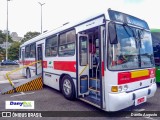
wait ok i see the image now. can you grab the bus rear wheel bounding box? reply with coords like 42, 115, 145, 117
61, 75, 75, 100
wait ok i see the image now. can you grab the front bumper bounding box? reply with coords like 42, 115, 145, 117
108, 83, 157, 111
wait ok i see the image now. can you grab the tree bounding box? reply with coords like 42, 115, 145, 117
0, 30, 13, 61
0, 30, 13, 44
0, 47, 5, 61
21, 31, 40, 44
8, 41, 21, 60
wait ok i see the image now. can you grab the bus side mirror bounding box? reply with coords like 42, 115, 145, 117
109, 22, 118, 44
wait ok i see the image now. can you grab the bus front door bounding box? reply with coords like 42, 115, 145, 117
77, 26, 104, 108
78, 34, 89, 96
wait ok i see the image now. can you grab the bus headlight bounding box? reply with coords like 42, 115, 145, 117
111, 85, 127, 92
124, 85, 128, 91
118, 86, 123, 92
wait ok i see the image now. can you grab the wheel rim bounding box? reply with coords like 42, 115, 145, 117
63, 79, 71, 95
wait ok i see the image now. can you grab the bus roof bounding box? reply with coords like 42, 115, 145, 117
20, 13, 106, 48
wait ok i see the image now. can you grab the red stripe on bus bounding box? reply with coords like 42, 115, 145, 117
54, 61, 76, 72
23, 60, 35, 66
43, 61, 47, 68
118, 69, 155, 85
21, 60, 47, 68
101, 61, 104, 76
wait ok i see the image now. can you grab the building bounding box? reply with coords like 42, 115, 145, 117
10, 32, 22, 42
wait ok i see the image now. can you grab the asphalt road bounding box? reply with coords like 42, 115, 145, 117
0, 82, 160, 120
0, 65, 19, 71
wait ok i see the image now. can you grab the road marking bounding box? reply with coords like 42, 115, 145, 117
125, 117, 131, 119
10, 92, 25, 97
20, 92, 25, 95
134, 109, 145, 111
25, 92, 35, 95
10, 92, 35, 97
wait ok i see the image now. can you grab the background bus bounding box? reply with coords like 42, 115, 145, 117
151, 29, 160, 83
19, 9, 157, 111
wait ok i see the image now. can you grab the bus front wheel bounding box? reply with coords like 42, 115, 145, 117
61, 75, 75, 100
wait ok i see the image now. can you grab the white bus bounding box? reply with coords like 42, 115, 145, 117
19, 9, 157, 111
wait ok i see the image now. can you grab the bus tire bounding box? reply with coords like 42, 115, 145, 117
26, 68, 31, 79
61, 75, 75, 100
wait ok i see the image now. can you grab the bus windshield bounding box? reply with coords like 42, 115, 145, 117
108, 24, 154, 70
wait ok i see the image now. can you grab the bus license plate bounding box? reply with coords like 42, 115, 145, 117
135, 96, 147, 106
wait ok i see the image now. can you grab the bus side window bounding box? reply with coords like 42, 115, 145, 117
45, 36, 58, 57
30, 43, 36, 58
25, 45, 30, 58
59, 30, 76, 56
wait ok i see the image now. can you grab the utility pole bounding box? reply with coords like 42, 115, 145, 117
6, 0, 11, 60
38, 2, 45, 34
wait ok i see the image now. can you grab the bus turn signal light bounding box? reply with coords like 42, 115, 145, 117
111, 86, 118, 92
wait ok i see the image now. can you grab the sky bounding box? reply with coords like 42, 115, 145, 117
0, 0, 159, 37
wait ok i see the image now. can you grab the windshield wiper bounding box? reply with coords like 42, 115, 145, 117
123, 23, 141, 67
123, 23, 136, 38
123, 23, 139, 47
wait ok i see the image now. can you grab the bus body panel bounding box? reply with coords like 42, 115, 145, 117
43, 57, 77, 90
75, 15, 105, 33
